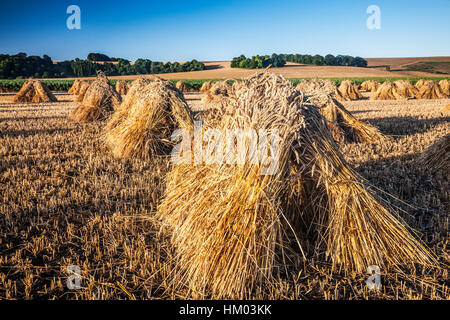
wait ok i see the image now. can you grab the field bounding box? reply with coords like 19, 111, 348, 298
0, 88, 448, 300
11, 57, 445, 82
365, 57, 450, 75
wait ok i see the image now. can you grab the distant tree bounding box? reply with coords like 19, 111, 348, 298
150, 61, 162, 74
87, 53, 111, 61
312, 55, 325, 66
0, 52, 205, 78
70, 58, 98, 77
340, 55, 354, 66
294, 54, 302, 63
0, 53, 56, 78
101, 62, 118, 76
231, 55, 247, 68
235, 53, 367, 68
133, 58, 152, 74
231, 57, 240, 68
354, 56, 368, 67
302, 55, 312, 64
271, 54, 286, 67
238, 59, 249, 68
53, 60, 74, 77
231, 54, 286, 69
325, 54, 336, 66
116, 59, 133, 75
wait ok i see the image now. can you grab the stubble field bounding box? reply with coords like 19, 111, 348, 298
0, 91, 448, 299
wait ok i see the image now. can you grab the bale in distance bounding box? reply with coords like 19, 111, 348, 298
360, 80, 380, 92
415, 79, 426, 89
337, 80, 363, 101
115, 80, 130, 96
415, 80, 448, 99
202, 80, 233, 105
199, 81, 214, 93
104, 78, 194, 160
371, 81, 412, 100
438, 79, 450, 96
419, 134, 450, 172
157, 71, 434, 299
70, 72, 121, 123
176, 80, 193, 93
296, 79, 341, 98
74, 81, 91, 102
12, 79, 57, 103
393, 80, 418, 99
68, 79, 85, 95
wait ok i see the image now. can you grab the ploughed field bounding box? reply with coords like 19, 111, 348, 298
0, 92, 448, 299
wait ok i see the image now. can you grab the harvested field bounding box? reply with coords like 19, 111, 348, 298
47, 60, 450, 82
366, 57, 450, 76
0, 87, 448, 300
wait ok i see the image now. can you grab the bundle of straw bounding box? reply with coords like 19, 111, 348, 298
176, 80, 193, 93
157, 72, 434, 299
393, 80, 418, 99
70, 72, 121, 123
104, 77, 152, 133
68, 79, 85, 95
74, 82, 90, 102
438, 79, 450, 96
419, 134, 450, 172
307, 91, 386, 144
415, 80, 448, 99
360, 80, 380, 92
337, 80, 363, 101
296, 79, 340, 97
371, 81, 408, 100
296, 81, 385, 143
115, 80, 130, 95
104, 78, 193, 160
199, 81, 214, 93
202, 80, 233, 104
415, 79, 426, 89
12, 79, 57, 103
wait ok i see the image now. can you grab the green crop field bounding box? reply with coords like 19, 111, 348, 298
1, 76, 449, 92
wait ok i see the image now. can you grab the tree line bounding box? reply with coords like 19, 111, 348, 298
231, 53, 368, 69
231, 54, 286, 69
0, 53, 205, 79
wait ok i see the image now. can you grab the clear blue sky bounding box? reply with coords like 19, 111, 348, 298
0, 0, 449, 61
